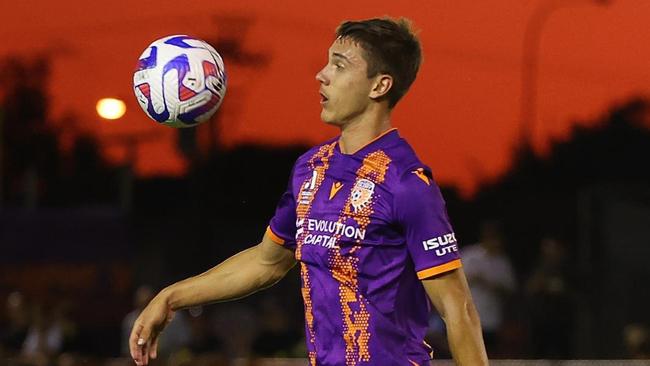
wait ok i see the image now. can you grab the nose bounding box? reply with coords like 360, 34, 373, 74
315, 67, 328, 85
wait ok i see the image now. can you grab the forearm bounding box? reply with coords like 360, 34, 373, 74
423, 268, 488, 365
445, 300, 488, 365
161, 244, 293, 310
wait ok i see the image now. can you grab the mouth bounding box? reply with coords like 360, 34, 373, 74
319, 91, 329, 105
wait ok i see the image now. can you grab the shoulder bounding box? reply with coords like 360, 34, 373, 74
294, 136, 339, 167
385, 137, 445, 203
382, 134, 434, 183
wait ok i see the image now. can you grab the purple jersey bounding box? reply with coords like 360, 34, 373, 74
268, 129, 461, 366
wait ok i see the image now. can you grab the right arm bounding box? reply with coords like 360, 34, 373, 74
164, 232, 296, 309
129, 231, 295, 365
423, 268, 488, 366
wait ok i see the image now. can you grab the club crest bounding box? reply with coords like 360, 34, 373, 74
350, 178, 375, 212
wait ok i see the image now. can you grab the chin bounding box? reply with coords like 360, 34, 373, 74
322, 119, 340, 126
320, 111, 337, 125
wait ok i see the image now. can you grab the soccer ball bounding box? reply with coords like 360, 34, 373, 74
133, 35, 227, 128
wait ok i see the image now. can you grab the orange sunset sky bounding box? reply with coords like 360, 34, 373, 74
2, 0, 650, 194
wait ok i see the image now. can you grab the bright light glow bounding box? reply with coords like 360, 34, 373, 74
96, 98, 126, 120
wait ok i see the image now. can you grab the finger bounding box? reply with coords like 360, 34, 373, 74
129, 323, 143, 362
149, 333, 160, 359
141, 340, 149, 366
131, 322, 152, 365
138, 323, 152, 350
136, 341, 148, 366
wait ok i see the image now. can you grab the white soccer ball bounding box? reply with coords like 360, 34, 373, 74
133, 35, 227, 128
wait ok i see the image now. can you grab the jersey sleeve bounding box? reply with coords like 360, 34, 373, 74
267, 164, 298, 250
394, 167, 462, 279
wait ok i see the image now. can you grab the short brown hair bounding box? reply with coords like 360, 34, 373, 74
336, 17, 422, 108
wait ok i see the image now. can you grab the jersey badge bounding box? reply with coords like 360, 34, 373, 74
350, 178, 375, 212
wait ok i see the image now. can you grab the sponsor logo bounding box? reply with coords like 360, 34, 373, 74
299, 170, 318, 204
303, 233, 338, 248
422, 233, 459, 257
329, 181, 343, 200
412, 168, 430, 185
296, 218, 305, 237
295, 218, 366, 249
350, 178, 375, 212
304, 170, 318, 190
306, 219, 365, 240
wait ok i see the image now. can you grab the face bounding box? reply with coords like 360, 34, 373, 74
315, 38, 377, 126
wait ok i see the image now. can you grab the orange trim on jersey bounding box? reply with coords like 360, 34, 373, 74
417, 259, 462, 279
408, 359, 420, 366
338, 127, 397, 154
266, 226, 285, 245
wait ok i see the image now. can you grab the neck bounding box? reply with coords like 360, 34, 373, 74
338, 106, 392, 154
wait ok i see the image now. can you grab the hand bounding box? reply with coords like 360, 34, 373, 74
129, 293, 174, 365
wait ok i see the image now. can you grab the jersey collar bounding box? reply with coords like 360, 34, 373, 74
336, 128, 399, 157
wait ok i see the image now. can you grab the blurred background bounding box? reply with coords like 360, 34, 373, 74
1, 0, 650, 365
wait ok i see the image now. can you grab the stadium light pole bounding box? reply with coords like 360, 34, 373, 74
96, 98, 163, 212
519, 0, 612, 150
96, 97, 133, 211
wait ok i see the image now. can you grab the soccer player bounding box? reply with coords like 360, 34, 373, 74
130, 18, 488, 366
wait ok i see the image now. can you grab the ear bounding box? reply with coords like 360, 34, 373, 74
369, 74, 393, 100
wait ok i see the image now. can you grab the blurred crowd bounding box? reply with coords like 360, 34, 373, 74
0, 286, 306, 366
426, 221, 650, 361
2, 221, 649, 366
0, 291, 80, 365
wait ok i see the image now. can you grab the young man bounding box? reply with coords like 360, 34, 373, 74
130, 18, 488, 366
